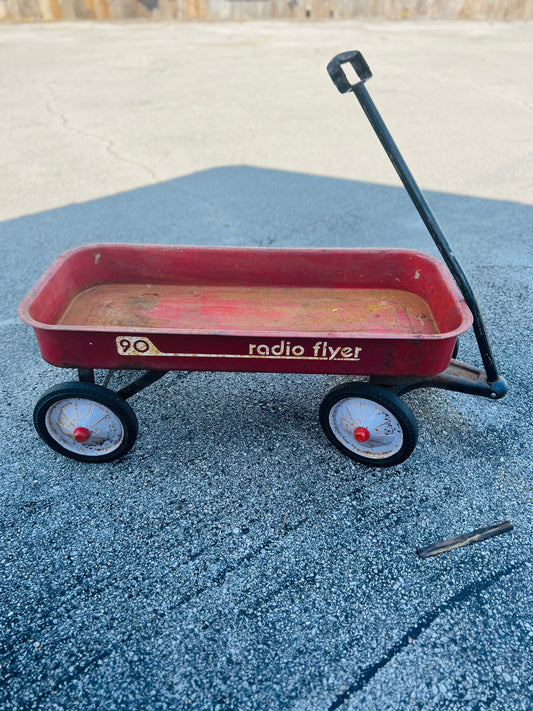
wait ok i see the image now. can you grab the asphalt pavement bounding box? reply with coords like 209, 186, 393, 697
0, 19, 532, 711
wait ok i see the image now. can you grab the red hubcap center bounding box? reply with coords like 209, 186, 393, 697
354, 426, 370, 443
73, 427, 91, 443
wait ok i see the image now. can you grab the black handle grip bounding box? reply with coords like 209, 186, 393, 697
327, 51, 372, 93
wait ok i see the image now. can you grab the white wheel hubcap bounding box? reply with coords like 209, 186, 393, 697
329, 396, 404, 459
45, 397, 124, 456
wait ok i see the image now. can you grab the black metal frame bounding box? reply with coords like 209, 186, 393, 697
78, 368, 169, 399
369, 360, 506, 399
327, 51, 507, 400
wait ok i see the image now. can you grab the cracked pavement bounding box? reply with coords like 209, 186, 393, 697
0, 19, 532, 711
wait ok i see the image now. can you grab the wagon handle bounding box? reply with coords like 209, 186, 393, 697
327, 51, 505, 392
327, 51, 372, 93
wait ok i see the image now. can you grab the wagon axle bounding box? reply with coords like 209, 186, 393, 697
354, 427, 370, 443
73, 427, 91, 443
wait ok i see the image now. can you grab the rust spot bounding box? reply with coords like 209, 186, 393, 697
59, 283, 438, 335
126, 294, 161, 311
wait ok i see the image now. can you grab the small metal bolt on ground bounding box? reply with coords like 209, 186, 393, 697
416, 521, 514, 559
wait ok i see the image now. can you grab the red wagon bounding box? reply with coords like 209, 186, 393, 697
18, 51, 506, 467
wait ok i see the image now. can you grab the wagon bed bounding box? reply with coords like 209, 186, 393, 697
19, 243, 471, 377
60, 283, 438, 335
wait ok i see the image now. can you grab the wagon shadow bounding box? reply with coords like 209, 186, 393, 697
3, 164, 530, 313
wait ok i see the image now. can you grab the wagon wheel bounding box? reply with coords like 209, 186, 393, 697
33, 382, 138, 463
319, 383, 418, 467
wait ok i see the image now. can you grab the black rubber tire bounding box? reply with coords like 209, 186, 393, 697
319, 382, 418, 467
33, 381, 138, 463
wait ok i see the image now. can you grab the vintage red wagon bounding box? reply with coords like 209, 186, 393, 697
18, 51, 506, 467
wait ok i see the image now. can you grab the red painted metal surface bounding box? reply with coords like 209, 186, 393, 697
19, 244, 472, 376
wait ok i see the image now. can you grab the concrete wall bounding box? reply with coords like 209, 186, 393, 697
1, 0, 531, 21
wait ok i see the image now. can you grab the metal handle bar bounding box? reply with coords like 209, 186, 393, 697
327, 51, 504, 389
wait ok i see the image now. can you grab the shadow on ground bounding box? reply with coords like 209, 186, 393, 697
1, 166, 531, 711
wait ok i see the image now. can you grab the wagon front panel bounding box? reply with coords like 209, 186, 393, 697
33, 327, 455, 377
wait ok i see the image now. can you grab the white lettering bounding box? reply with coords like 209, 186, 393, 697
328, 346, 342, 360
244, 341, 362, 361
